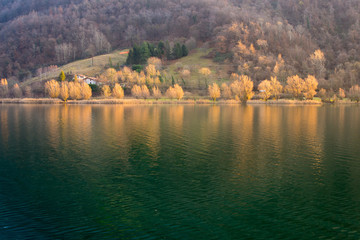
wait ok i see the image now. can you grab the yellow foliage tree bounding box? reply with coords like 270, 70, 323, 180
258, 80, 272, 100
102, 85, 111, 97
145, 64, 160, 77
230, 74, 254, 102
174, 84, 184, 100
141, 85, 150, 99
69, 82, 82, 100
270, 76, 283, 99
221, 83, 232, 99
208, 83, 221, 101
131, 85, 142, 98
152, 86, 162, 100
147, 57, 162, 70
285, 75, 304, 99
166, 86, 176, 99
303, 75, 318, 99
112, 83, 124, 99
81, 82, 92, 100
45, 80, 60, 98
12, 84, 22, 98
101, 68, 118, 86
59, 82, 69, 101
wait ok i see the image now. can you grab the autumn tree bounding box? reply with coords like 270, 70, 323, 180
166, 86, 176, 99
285, 75, 304, 99
258, 80, 272, 101
141, 85, 150, 99
152, 86, 162, 100
199, 67, 211, 88
112, 83, 124, 99
100, 68, 117, 86
174, 84, 184, 100
270, 76, 283, 99
338, 88, 346, 99
221, 83, 232, 99
303, 75, 318, 100
81, 82, 92, 100
309, 49, 326, 79
348, 85, 360, 102
0, 78, 9, 97
102, 85, 111, 97
69, 82, 82, 100
60, 82, 69, 101
45, 80, 60, 98
230, 74, 254, 102
147, 57, 162, 70
131, 85, 142, 98
208, 83, 221, 101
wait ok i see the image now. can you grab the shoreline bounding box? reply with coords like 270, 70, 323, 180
0, 98, 353, 105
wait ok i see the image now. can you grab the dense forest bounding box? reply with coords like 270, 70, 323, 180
1, 0, 360, 88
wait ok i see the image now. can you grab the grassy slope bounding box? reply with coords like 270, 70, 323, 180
21, 48, 232, 90
20, 50, 128, 87
165, 48, 232, 88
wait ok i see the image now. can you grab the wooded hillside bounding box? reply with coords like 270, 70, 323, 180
1, 0, 360, 88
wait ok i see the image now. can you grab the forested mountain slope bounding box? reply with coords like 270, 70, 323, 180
1, 0, 360, 88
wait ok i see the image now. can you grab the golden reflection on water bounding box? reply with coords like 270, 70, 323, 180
0, 106, 9, 146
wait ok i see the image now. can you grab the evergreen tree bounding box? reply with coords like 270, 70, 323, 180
126, 49, 134, 65
157, 41, 165, 57
182, 44, 188, 57
59, 70, 66, 82
165, 41, 172, 60
140, 42, 150, 64
147, 42, 156, 57
172, 43, 183, 59
133, 44, 141, 64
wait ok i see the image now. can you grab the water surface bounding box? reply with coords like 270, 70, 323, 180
0, 104, 360, 239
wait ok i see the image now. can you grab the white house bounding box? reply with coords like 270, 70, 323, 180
75, 75, 99, 85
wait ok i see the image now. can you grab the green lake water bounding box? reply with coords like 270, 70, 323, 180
0, 104, 360, 239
